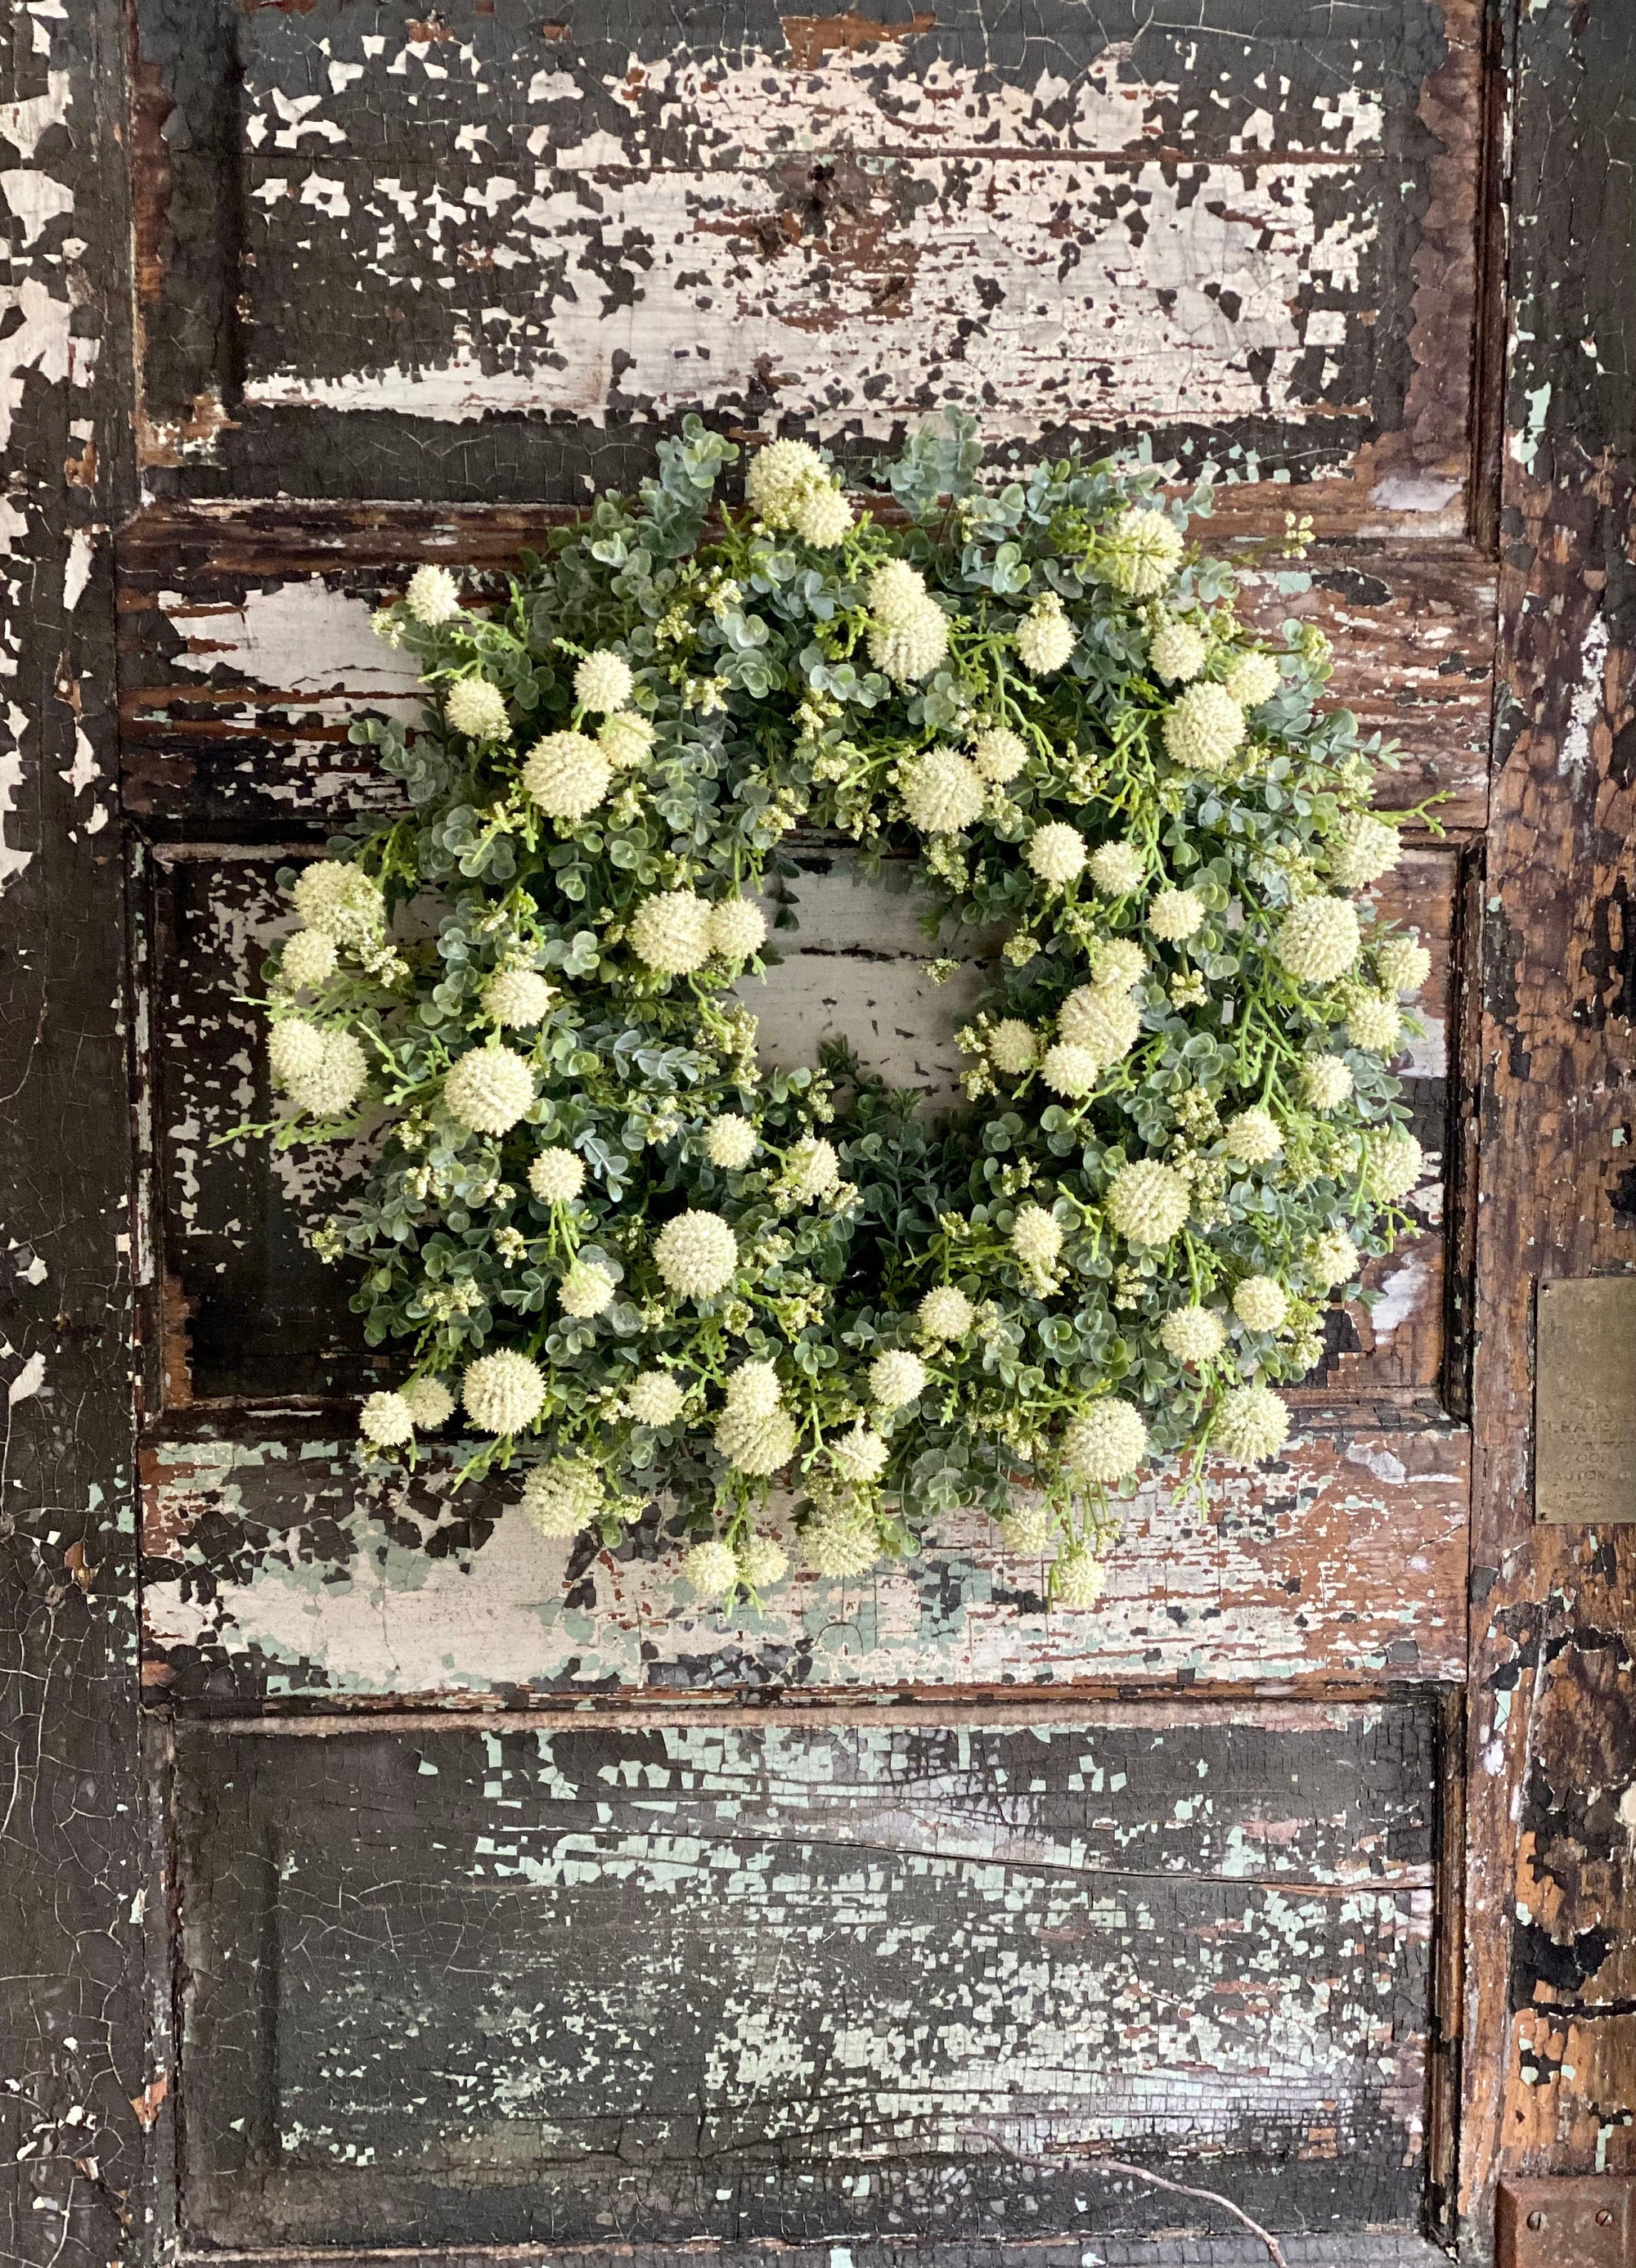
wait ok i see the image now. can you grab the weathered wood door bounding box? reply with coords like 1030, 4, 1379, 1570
5, 3, 1634, 2264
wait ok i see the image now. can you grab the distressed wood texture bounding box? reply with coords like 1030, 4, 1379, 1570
1458, 0, 1636, 2256
115, 511, 1496, 834
170, 1711, 1442, 2248
0, 0, 146, 2252
127, 0, 1483, 528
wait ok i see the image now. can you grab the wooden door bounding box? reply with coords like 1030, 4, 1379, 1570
4, 4, 1634, 2264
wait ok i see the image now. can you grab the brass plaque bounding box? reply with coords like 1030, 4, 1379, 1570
1535, 1278, 1636, 1522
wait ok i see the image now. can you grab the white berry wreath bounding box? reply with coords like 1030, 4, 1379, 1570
253, 416, 1431, 1613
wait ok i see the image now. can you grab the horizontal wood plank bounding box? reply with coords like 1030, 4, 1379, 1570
174, 1712, 1438, 2248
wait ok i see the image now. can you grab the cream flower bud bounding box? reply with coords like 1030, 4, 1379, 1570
714, 1403, 798, 1475
1147, 887, 1206, 942
1052, 1546, 1108, 1608
1063, 1399, 1148, 1483
629, 889, 715, 976
268, 1017, 326, 1091
969, 725, 1028, 784
988, 1019, 1040, 1075
724, 1360, 783, 1418
1378, 935, 1432, 996
654, 1209, 739, 1299
802, 1513, 881, 1578
1011, 1204, 1063, 1269
278, 928, 338, 990
462, 1349, 547, 1435
1220, 1107, 1284, 1165
1276, 896, 1361, 984
560, 1260, 616, 1318
1089, 939, 1149, 990
573, 649, 634, 716
829, 1423, 890, 1484
1058, 984, 1142, 1065
744, 437, 829, 526
793, 483, 853, 547
290, 860, 384, 944
1222, 651, 1282, 708
901, 748, 985, 834
1160, 1306, 1227, 1364
1106, 1158, 1190, 1246
1347, 993, 1404, 1053
682, 1536, 742, 1599
918, 1285, 976, 1341
1331, 811, 1402, 888
1088, 841, 1145, 896
404, 564, 462, 626
521, 1460, 602, 1537
444, 677, 510, 742
1148, 619, 1207, 683
271, 1021, 368, 1117
996, 1502, 1052, 1554
1233, 1274, 1288, 1332
522, 730, 612, 821
708, 896, 768, 961
359, 1390, 415, 1448
1306, 1229, 1360, 1291
865, 561, 951, 685
399, 1375, 456, 1430
1040, 1043, 1100, 1098
1163, 682, 1247, 773
1301, 1053, 1355, 1111
1016, 593, 1076, 675
627, 1370, 686, 1426
444, 1044, 535, 1135
529, 1147, 585, 1204
1362, 1127, 1424, 1202
738, 1533, 790, 1590
704, 1115, 757, 1170
1214, 1381, 1292, 1463
1027, 823, 1088, 887
784, 1136, 839, 1201
870, 1349, 928, 1409
482, 968, 555, 1027
1103, 506, 1184, 596
600, 711, 656, 769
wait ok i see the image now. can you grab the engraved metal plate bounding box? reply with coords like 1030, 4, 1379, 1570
1535, 1278, 1636, 1522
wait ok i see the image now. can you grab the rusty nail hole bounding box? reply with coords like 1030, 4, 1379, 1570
1526, 2211, 1545, 2230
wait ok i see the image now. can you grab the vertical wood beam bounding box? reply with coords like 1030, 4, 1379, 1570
0, 0, 142, 2254
1465, 0, 1636, 2253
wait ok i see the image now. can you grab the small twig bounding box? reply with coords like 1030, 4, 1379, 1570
962, 2131, 1287, 2268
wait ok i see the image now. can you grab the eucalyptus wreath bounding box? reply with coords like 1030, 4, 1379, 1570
254, 417, 1431, 1612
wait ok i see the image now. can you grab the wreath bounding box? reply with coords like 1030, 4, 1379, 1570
253, 417, 1429, 1613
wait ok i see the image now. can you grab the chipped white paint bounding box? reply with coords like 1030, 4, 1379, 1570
0, 734, 34, 892
7, 1349, 46, 1404
1559, 608, 1609, 783
161, 581, 425, 703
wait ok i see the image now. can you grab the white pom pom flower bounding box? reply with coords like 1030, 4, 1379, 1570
1147, 887, 1206, 942
399, 1375, 456, 1430
1214, 1381, 1292, 1463
738, 1533, 790, 1590
1052, 1547, 1108, 1608
870, 1349, 927, 1409
988, 1018, 1040, 1075
1163, 682, 1247, 773
865, 561, 950, 685
1148, 619, 1207, 683
1027, 822, 1088, 887
682, 1537, 742, 1600
1222, 651, 1282, 707
724, 1360, 783, 1418
1276, 896, 1361, 984
271, 1021, 369, 1117
715, 1403, 798, 1475
1363, 1127, 1424, 1202
1233, 1274, 1288, 1332
629, 889, 714, 976
1331, 811, 1402, 888
599, 711, 656, 770
1306, 1229, 1360, 1291
1088, 841, 1145, 895
1011, 1204, 1063, 1269
969, 725, 1028, 784
1089, 939, 1149, 990
521, 1460, 603, 1537
654, 1210, 739, 1300
793, 483, 854, 547
1378, 936, 1432, 996
560, 1260, 616, 1319
708, 896, 767, 961
573, 649, 634, 716
1063, 1399, 1148, 1482
291, 861, 384, 945
462, 1350, 546, 1435
1220, 1107, 1284, 1165
803, 1513, 881, 1578
1160, 1306, 1227, 1364
482, 968, 556, 1028
705, 1116, 757, 1170
1015, 594, 1076, 676
522, 731, 612, 821
1058, 985, 1142, 1066
918, 1285, 975, 1341
268, 1017, 326, 1092
1347, 993, 1404, 1053
1103, 506, 1184, 596
901, 748, 985, 834
627, 1370, 686, 1427
278, 928, 338, 990
445, 1045, 536, 1135
1040, 1042, 1100, 1098
1106, 1159, 1190, 1246
444, 677, 510, 742
1301, 1053, 1355, 1111
996, 1502, 1052, 1554
783, 1136, 840, 1201
404, 564, 462, 626
744, 438, 829, 527
360, 1390, 415, 1448
829, 1423, 890, 1484
529, 1147, 585, 1204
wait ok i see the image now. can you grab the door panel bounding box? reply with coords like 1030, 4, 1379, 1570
174, 1709, 1441, 2249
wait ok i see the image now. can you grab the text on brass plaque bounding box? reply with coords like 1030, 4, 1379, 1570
1535, 1277, 1636, 1523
